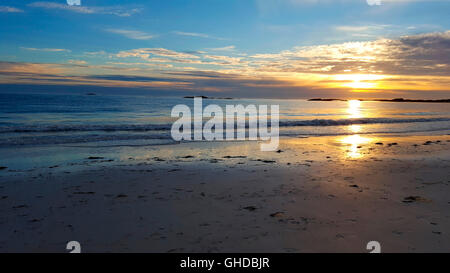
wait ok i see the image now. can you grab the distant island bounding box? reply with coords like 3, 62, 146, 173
183, 96, 233, 100
308, 98, 347, 102
308, 98, 450, 103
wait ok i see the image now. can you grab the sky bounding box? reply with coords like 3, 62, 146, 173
0, 0, 449, 99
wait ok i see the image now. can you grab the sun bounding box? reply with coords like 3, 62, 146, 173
334, 74, 384, 89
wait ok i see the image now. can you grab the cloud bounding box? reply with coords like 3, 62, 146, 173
116, 48, 201, 61
109, 31, 450, 76
115, 48, 248, 67
248, 31, 450, 76
173, 31, 210, 38
107, 62, 173, 68
20, 47, 71, 52
84, 50, 108, 56
203, 55, 242, 65
106, 29, 156, 40
0, 61, 191, 89
68, 60, 87, 65
28, 2, 141, 17
207, 45, 236, 51
0, 62, 67, 78
335, 25, 387, 32
173, 31, 226, 40
3, 31, 450, 98
86, 75, 189, 83
0, 6, 24, 13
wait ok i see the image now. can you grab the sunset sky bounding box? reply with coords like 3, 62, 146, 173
0, 0, 449, 98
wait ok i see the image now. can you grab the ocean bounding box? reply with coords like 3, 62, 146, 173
0, 93, 449, 147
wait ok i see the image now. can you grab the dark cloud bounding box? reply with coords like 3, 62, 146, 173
86, 75, 190, 83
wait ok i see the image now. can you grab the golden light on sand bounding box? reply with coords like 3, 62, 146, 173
347, 99, 362, 118
340, 134, 371, 159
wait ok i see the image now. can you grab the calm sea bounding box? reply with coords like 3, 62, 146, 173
0, 93, 449, 147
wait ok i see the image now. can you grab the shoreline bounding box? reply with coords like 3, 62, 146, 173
1, 134, 450, 252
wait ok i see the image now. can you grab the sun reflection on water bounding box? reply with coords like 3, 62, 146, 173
349, 124, 362, 133
347, 99, 362, 118
341, 100, 373, 158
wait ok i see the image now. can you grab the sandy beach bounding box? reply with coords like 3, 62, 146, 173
1, 134, 449, 253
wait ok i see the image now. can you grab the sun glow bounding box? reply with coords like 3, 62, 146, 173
334, 74, 384, 89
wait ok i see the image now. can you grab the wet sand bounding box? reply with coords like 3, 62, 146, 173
0, 135, 450, 252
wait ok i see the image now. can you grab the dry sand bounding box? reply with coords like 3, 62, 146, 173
0, 135, 449, 252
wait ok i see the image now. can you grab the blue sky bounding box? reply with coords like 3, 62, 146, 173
1, 0, 450, 98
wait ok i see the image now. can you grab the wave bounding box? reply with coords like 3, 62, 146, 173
0, 117, 449, 134
0, 133, 174, 146
278, 117, 450, 127
0, 124, 173, 133
1, 127, 449, 147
